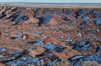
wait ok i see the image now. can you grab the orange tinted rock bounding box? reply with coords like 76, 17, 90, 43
0, 63, 5, 66
44, 59, 49, 65
69, 15, 76, 20
88, 14, 94, 18
0, 33, 10, 39
21, 34, 32, 40
47, 16, 67, 25
42, 37, 66, 46
26, 12, 34, 19
9, 30, 18, 35
28, 47, 45, 58
36, 47, 45, 52
51, 46, 81, 60
74, 9, 79, 12
24, 18, 39, 24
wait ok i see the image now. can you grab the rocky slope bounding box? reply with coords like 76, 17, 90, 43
0, 6, 101, 66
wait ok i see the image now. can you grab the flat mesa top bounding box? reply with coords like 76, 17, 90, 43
0, 3, 101, 8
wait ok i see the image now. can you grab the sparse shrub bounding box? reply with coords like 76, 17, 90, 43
80, 61, 101, 66
52, 60, 72, 66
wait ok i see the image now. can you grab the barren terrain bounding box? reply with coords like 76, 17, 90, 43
0, 5, 101, 66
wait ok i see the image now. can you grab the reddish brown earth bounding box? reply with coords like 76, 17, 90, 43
0, 6, 101, 66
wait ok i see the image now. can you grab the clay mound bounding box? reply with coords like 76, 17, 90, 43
24, 18, 39, 24
51, 47, 81, 60
0, 33, 10, 39
28, 47, 45, 57
49, 16, 67, 25
14, 16, 28, 25
21, 34, 32, 40
42, 37, 66, 46
39, 15, 66, 25
10, 33, 32, 41
8, 30, 19, 35
25, 12, 34, 19
39, 15, 54, 25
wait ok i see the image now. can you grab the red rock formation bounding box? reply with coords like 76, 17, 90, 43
28, 47, 45, 57
48, 16, 67, 25
51, 47, 81, 60
0, 63, 5, 66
